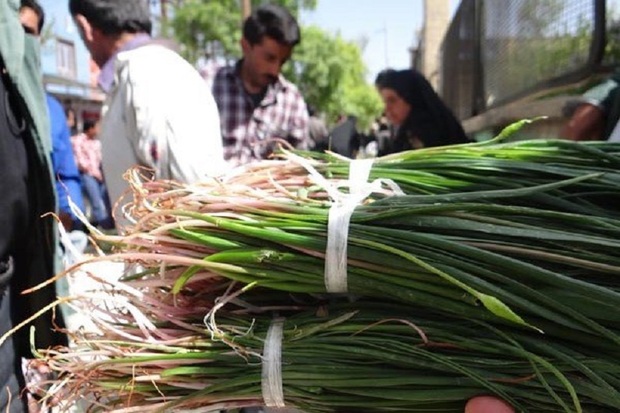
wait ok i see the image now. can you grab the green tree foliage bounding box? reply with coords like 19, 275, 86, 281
170, 0, 241, 63
169, 0, 382, 130
282, 26, 383, 130
171, 0, 317, 63
517, 0, 563, 37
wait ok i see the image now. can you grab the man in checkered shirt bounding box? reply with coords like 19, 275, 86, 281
202, 4, 311, 167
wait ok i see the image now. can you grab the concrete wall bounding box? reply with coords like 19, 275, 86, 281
419, 0, 451, 89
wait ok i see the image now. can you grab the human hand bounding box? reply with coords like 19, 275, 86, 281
560, 103, 604, 141
465, 396, 515, 413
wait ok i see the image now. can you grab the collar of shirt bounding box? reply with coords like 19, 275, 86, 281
98, 33, 152, 93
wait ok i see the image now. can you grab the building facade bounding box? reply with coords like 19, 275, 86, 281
39, 0, 103, 127
38, 0, 167, 128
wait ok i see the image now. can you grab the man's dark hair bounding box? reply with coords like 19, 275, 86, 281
83, 119, 97, 133
20, 0, 45, 34
243, 4, 300, 47
69, 0, 152, 36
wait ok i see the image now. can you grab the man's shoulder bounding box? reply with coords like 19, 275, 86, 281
117, 45, 210, 92
201, 62, 236, 82
201, 63, 240, 97
275, 76, 307, 109
278, 75, 302, 95
119, 43, 184, 66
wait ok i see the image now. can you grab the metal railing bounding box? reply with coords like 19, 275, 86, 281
442, 0, 606, 120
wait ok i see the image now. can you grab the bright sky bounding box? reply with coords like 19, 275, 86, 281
300, 0, 459, 83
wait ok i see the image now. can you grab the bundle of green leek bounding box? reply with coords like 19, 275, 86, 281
14, 124, 620, 412
38, 297, 620, 413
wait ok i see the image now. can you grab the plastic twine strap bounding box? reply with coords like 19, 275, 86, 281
285, 152, 404, 293
262, 317, 286, 408
324, 158, 374, 293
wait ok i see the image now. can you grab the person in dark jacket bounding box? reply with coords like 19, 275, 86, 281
328, 114, 360, 158
375, 68, 469, 155
1, 1, 66, 411
307, 105, 329, 152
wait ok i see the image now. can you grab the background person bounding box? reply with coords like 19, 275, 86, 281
328, 114, 361, 158
0, 1, 66, 410
69, 0, 227, 225
375, 68, 470, 155
202, 4, 311, 167
71, 119, 113, 229
560, 71, 620, 142
307, 105, 329, 152
65, 107, 78, 135
46, 94, 86, 231
20, 0, 86, 233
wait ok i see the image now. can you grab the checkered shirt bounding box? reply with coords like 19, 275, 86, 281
202, 62, 310, 167
71, 132, 103, 181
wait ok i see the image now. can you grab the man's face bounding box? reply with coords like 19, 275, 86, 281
73, 15, 108, 68
19, 7, 40, 36
241, 36, 293, 92
86, 122, 100, 139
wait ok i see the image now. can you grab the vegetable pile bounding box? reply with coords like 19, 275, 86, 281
14, 125, 620, 412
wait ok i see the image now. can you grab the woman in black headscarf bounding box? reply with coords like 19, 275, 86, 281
375, 68, 469, 155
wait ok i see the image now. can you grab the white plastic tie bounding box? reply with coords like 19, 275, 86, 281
262, 318, 285, 408
286, 153, 404, 293
324, 159, 374, 293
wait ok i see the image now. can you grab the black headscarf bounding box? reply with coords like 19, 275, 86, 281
375, 69, 469, 153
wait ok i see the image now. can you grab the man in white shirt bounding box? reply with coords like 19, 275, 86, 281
70, 0, 227, 227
